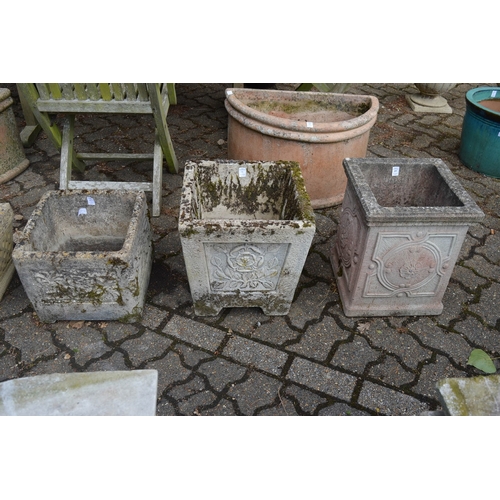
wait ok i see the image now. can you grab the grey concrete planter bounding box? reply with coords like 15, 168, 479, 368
331, 158, 484, 317
0, 203, 15, 301
179, 160, 315, 316
12, 190, 152, 322
0, 370, 158, 416
437, 375, 500, 416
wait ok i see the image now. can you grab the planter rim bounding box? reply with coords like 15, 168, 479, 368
225, 88, 379, 141
13, 189, 147, 259
465, 86, 500, 121
179, 159, 316, 230
343, 157, 485, 224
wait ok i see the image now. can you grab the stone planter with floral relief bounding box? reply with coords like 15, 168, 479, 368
331, 158, 484, 317
179, 160, 315, 316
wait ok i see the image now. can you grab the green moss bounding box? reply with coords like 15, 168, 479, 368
107, 257, 129, 268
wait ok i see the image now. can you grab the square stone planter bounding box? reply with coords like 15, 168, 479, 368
12, 190, 152, 322
179, 160, 316, 316
330, 158, 484, 317
0, 203, 15, 301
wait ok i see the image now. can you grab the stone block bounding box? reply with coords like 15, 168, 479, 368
437, 375, 500, 416
0, 370, 158, 416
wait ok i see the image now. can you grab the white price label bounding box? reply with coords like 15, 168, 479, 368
239, 167, 247, 177
227, 90, 233, 95
306, 121, 314, 128
78, 208, 87, 216
392, 166, 400, 176
87, 197, 95, 206
492, 90, 497, 98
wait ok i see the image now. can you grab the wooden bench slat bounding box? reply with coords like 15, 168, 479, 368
73, 84, 87, 100
67, 180, 153, 191
137, 84, 149, 101
111, 84, 124, 101
85, 84, 100, 101
99, 84, 113, 101
77, 153, 155, 161
37, 100, 153, 114
48, 84, 63, 99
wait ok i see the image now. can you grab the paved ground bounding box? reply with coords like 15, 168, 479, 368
1, 83, 499, 416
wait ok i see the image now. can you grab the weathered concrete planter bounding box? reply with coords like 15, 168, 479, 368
179, 160, 315, 316
0, 88, 30, 184
12, 190, 152, 322
0, 370, 158, 416
331, 158, 484, 317
0, 203, 15, 301
225, 88, 379, 209
437, 375, 500, 416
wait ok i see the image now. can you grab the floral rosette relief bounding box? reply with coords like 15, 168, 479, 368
206, 243, 288, 292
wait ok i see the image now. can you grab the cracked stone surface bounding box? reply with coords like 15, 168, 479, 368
1, 83, 499, 415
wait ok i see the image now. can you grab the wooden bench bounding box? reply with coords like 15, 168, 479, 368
17, 83, 178, 216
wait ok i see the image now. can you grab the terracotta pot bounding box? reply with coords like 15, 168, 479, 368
331, 158, 484, 317
225, 88, 379, 209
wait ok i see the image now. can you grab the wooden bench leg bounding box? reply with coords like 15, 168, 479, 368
60, 115, 87, 190
152, 132, 163, 217
59, 116, 74, 190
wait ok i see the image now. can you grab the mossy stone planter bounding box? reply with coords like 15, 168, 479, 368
331, 158, 484, 317
0, 203, 15, 301
179, 160, 316, 316
0, 88, 30, 184
225, 88, 379, 209
12, 190, 152, 322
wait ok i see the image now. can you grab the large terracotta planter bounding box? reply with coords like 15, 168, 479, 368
0, 203, 15, 301
225, 88, 379, 209
330, 158, 484, 317
0, 88, 30, 184
179, 160, 315, 316
12, 190, 152, 322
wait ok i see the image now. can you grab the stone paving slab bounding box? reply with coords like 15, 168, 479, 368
1, 82, 500, 415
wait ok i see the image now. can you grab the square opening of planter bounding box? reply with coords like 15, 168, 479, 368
331, 158, 484, 317
179, 160, 315, 316
12, 190, 152, 322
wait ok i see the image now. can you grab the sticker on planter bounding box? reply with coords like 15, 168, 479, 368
78, 208, 87, 216
492, 90, 497, 98
87, 196, 95, 206
239, 167, 247, 177
306, 121, 314, 128
392, 166, 400, 176
227, 90, 233, 95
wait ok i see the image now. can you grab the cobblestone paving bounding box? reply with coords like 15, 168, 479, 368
1, 83, 499, 415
